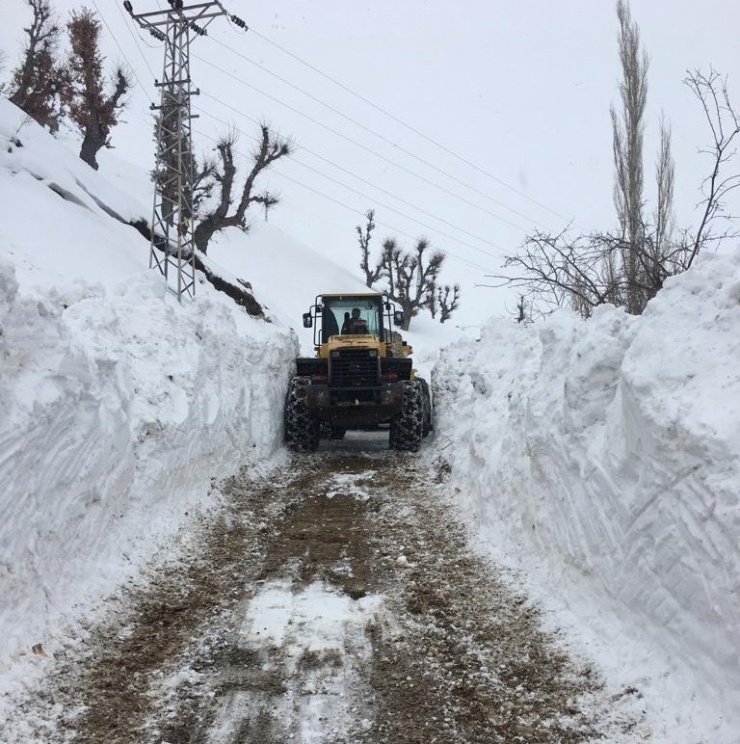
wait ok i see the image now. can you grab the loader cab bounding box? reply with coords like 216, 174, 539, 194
302, 293, 404, 347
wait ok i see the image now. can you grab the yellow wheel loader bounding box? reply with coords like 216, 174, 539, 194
285, 292, 432, 452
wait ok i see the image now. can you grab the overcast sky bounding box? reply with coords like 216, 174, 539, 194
2, 0, 739, 323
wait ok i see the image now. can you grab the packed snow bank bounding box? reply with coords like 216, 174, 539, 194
433, 245, 740, 739
0, 261, 296, 665
0, 99, 297, 666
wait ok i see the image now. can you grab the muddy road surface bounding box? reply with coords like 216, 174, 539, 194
3, 435, 643, 743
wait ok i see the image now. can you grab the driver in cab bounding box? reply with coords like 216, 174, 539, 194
341, 308, 368, 334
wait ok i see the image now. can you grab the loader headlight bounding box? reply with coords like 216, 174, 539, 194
368, 349, 378, 358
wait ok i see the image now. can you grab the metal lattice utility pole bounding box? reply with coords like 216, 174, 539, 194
123, 1, 244, 301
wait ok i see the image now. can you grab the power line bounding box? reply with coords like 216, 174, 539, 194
206, 35, 555, 233
287, 156, 507, 263
292, 152, 507, 255
193, 95, 509, 255
194, 73, 531, 234
111, 2, 562, 276
246, 26, 574, 225
277, 180, 499, 275
191, 125, 499, 275
92, 0, 153, 100
117, 4, 505, 275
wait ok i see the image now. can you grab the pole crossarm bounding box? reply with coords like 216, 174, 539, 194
123, 0, 229, 301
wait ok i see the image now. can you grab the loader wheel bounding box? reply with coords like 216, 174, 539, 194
285, 376, 319, 452
417, 377, 433, 438
389, 380, 424, 452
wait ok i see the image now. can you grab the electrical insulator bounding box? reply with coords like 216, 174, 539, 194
230, 14, 247, 29
123, 0, 133, 13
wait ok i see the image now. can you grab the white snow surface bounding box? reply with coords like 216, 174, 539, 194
1, 93, 740, 742
0, 98, 299, 666
433, 251, 740, 741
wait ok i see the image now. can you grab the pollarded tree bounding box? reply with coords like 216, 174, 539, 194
356, 211, 459, 330
436, 283, 460, 323
192, 124, 292, 254
64, 7, 131, 170
382, 238, 443, 329
7, 0, 68, 132
358, 209, 383, 287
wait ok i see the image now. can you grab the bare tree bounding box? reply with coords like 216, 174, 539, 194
357, 209, 382, 287
494, 0, 659, 318
192, 124, 291, 254
436, 283, 460, 323
63, 7, 131, 169
493, 230, 619, 318
682, 67, 740, 267
381, 237, 442, 330
358, 222, 458, 329
653, 115, 675, 255
491, 3, 738, 320
7, 0, 67, 132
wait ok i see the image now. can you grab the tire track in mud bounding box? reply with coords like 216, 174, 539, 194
3, 444, 644, 743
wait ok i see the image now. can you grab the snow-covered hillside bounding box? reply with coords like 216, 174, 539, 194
433, 248, 740, 740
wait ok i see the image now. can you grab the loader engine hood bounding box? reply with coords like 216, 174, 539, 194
321, 335, 386, 357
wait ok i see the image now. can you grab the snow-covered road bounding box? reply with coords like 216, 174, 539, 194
2, 442, 647, 743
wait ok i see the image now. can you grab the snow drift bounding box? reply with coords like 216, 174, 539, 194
434, 244, 740, 730
0, 99, 297, 665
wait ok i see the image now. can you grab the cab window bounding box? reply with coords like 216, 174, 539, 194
322, 298, 382, 342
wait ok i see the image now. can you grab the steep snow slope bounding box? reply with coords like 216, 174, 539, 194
209, 222, 368, 353
433, 245, 740, 741
0, 99, 297, 664
209, 222, 465, 360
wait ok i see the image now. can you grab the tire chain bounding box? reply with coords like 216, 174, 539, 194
285, 377, 319, 452
390, 380, 424, 452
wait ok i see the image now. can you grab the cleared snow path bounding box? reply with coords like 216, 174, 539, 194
2, 440, 648, 743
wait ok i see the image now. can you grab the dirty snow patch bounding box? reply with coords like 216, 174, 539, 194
242, 579, 381, 657
325, 471, 376, 501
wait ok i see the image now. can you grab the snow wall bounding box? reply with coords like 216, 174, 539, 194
433, 245, 740, 712
0, 257, 297, 665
